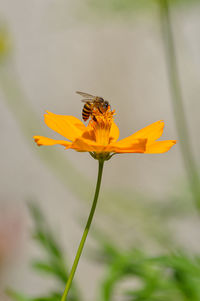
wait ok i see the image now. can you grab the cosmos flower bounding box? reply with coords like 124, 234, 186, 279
34, 108, 176, 160
34, 103, 176, 301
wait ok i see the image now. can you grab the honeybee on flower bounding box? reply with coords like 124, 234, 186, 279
34, 91, 176, 160
76, 91, 110, 122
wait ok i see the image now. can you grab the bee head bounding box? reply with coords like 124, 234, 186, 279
103, 101, 109, 110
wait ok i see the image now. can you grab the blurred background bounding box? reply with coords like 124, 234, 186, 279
1, 0, 200, 300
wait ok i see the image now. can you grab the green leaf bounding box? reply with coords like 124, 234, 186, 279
32, 292, 61, 301
6, 289, 31, 301
29, 203, 63, 260
86, 0, 199, 20
32, 259, 67, 284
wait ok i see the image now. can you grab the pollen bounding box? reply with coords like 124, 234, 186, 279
89, 107, 115, 146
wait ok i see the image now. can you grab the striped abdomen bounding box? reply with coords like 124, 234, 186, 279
82, 102, 93, 121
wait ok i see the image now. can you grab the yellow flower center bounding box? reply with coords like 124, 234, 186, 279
89, 107, 115, 145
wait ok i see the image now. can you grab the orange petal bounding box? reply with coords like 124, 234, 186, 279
44, 111, 86, 141
109, 121, 120, 142
34, 136, 71, 148
71, 137, 147, 154
80, 121, 120, 144
71, 138, 100, 152
115, 120, 164, 147
107, 139, 147, 153
145, 140, 177, 153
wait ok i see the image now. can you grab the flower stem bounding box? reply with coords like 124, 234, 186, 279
159, 0, 200, 210
61, 159, 104, 301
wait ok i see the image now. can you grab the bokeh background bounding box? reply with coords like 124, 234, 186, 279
1, 0, 200, 300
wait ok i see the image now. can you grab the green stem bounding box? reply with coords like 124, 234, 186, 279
61, 159, 104, 301
159, 0, 200, 210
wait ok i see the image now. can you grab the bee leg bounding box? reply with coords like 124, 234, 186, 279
98, 107, 103, 114
92, 115, 97, 122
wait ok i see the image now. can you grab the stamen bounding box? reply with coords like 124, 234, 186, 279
88, 107, 115, 146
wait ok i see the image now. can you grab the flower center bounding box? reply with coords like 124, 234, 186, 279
89, 107, 115, 145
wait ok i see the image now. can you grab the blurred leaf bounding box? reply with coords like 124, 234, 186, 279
8, 203, 80, 301
87, 0, 155, 15
28, 202, 80, 300
86, 0, 199, 20
6, 290, 32, 301
162, 0, 200, 7
32, 259, 67, 284
32, 292, 61, 301
97, 237, 200, 301
29, 202, 65, 268
8, 203, 200, 301
30, 203, 62, 260
0, 21, 12, 62
32, 260, 58, 274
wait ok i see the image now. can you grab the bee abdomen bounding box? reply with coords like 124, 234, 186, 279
82, 103, 92, 121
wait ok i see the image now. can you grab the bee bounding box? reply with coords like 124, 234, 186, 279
76, 91, 110, 122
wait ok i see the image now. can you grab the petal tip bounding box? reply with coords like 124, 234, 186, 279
159, 120, 165, 127
44, 110, 53, 117
33, 136, 42, 146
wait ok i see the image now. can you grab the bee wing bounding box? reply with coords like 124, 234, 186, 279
81, 99, 93, 103
76, 91, 94, 98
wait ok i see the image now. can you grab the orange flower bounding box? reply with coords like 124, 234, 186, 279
34, 107, 176, 160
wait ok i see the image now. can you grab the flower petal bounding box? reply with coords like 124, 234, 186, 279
145, 140, 177, 153
115, 120, 164, 147
34, 136, 71, 147
107, 139, 147, 153
71, 137, 147, 154
79, 121, 120, 144
109, 121, 120, 142
71, 138, 100, 152
44, 111, 86, 141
